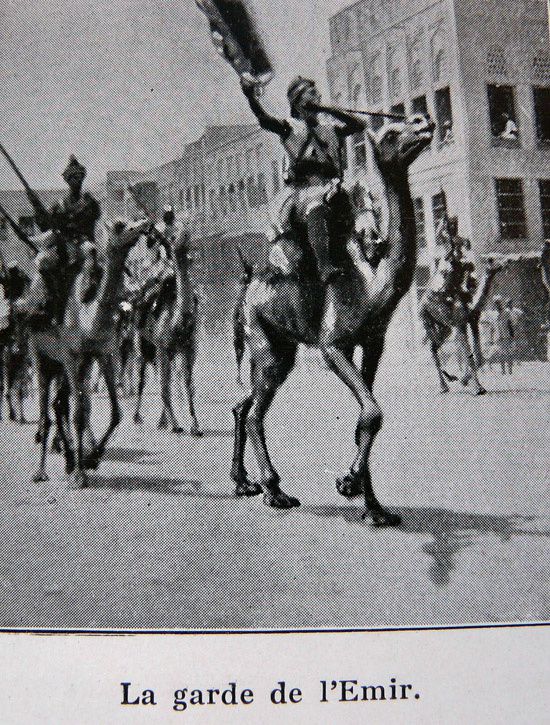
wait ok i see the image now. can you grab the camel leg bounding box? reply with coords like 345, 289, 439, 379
86, 355, 121, 468
65, 362, 91, 489
231, 392, 262, 496
159, 352, 182, 434
233, 315, 246, 386
182, 342, 203, 437
52, 378, 75, 474
455, 327, 486, 395
33, 361, 52, 482
0, 346, 4, 421
245, 334, 299, 508
133, 357, 148, 424
469, 317, 484, 369
322, 344, 400, 526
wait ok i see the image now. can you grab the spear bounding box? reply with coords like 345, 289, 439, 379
0, 143, 49, 220
315, 103, 406, 121
0, 200, 38, 254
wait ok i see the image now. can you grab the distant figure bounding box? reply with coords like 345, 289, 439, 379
506, 298, 524, 367
441, 120, 454, 145
500, 112, 518, 140
482, 295, 515, 374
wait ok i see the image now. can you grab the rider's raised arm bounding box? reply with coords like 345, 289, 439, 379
323, 107, 365, 137
242, 82, 291, 138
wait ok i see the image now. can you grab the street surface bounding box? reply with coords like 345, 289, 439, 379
0, 323, 548, 630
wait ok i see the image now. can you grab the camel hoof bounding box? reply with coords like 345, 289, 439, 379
439, 385, 450, 394
83, 452, 101, 471
157, 419, 168, 430
133, 413, 143, 425
336, 472, 363, 498
8, 412, 16, 422
474, 386, 487, 396
51, 438, 63, 454
32, 471, 49, 483
35, 431, 42, 444
190, 425, 203, 438
235, 478, 262, 497
263, 491, 300, 509
362, 508, 401, 527
172, 425, 184, 434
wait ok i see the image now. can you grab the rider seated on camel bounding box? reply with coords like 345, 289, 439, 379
17, 155, 101, 324
241, 75, 365, 283
136, 205, 178, 327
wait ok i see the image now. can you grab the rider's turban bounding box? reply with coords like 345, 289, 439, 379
62, 155, 87, 183
287, 76, 315, 118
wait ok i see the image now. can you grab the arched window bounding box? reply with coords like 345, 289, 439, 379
247, 176, 257, 208
533, 52, 550, 83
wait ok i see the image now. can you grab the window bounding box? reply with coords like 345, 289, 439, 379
533, 87, 550, 144
487, 85, 519, 141
257, 173, 268, 205
247, 176, 257, 208
434, 87, 453, 143
179, 189, 185, 207
371, 114, 384, 133
194, 184, 201, 208
390, 102, 405, 118
487, 46, 507, 76
413, 198, 426, 248
431, 192, 447, 244
495, 178, 527, 239
219, 186, 228, 217
412, 95, 428, 117
410, 60, 423, 91
238, 179, 247, 210
533, 52, 550, 83
391, 68, 402, 98
228, 183, 237, 213
272, 160, 280, 195
352, 131, 367, 169
539, 180, 550, 238
185, 187, 192, 211
209, 189, 217, 220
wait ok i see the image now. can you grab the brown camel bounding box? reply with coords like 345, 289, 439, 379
134, 228, 202, 436
28, 218, 149, 486
231, 114, 434, 525
419, 260, 504, 394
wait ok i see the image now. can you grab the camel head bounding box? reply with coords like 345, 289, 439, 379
105, 218, 149, 255
367, 114, 435, 178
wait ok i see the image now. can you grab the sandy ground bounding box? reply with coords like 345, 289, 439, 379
0, 332, 548, 630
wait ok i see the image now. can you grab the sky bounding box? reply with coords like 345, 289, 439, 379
0, 0, 352, 189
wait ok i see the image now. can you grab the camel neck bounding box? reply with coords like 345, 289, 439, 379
86, 249, 127, 337
174, 247, 194, 315
382, 173, 416, 297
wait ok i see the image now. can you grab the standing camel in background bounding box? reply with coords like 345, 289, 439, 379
28, 218, 148, 486
419, 259, 504, 394
134, 228, 202, 436
232, 114, 434, 524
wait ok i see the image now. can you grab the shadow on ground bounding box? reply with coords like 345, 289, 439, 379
88, 473, 235, 499
306, 503, 549, 587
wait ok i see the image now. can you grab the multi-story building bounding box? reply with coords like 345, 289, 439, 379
327, 0, 549, 356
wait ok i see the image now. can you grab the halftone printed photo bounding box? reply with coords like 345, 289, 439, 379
0, 0, 548, 636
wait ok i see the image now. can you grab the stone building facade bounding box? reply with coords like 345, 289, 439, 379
326, 0, 550, 357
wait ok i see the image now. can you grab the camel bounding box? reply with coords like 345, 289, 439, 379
133, 228, 202, 436
233, 245, 253, 386
0, 314, 31, 424
28, 218, 149, 486
419, 259, 504, 394
231, 114, 435, 525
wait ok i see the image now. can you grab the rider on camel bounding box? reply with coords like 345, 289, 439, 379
136, 205, 179, 328
241, 75, 365, 283
17, 155, 101, 323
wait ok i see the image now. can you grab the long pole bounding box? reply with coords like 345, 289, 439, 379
0, 201, 38, 254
